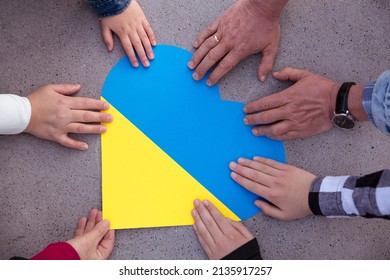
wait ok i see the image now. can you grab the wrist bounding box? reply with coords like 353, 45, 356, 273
248, 0, 288, 20
328, 82, 340, 119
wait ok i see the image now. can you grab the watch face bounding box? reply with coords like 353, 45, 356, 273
332, 114, 355, 129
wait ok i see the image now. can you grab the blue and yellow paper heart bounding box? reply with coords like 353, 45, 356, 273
101, 45, 285, 229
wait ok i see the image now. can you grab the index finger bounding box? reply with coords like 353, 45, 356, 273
195, 200, 224, 241
193, 19, 220, 48
70, 97, 110, 111
203, 200, 236, 235
243, 91, 288, 114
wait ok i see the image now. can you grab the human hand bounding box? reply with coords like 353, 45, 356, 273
66, 209, 115, 260
229, 157, 316, 221
192, 199, 254, 259
244, 67, 340, 140
100, 0, 156, 67
25, 84, 112, 151
188, 0, 287, 86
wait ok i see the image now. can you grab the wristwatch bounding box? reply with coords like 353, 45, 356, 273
331, 82, 357, 129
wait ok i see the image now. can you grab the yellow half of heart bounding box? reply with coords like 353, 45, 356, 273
101, 98, 240, 229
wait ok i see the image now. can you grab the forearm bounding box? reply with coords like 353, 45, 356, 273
0, 94, 31, 134
309, 170, 390, 218
248, 0, 288, 19
85, 0, 131, 17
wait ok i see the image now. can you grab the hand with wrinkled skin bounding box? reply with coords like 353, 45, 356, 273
67, 209, 115, 260
229, 156, 316, 221
25, 84, 112, 150
244, 67, 341, 140
100, 0, 156, 67
192, 199, 254, 259
188, 0, 287, 86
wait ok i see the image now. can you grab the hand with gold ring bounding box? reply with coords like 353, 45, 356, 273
188, 0, 287, 86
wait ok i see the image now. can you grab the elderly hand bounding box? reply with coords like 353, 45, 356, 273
100, 0, 156, 67
188, 0, 287, 86
192, 199, 254, 259
25, 84, 112, 150
229, 157, 316, 221
244, 67, 340, 140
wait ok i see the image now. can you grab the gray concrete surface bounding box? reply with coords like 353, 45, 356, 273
0, 0, 389, 260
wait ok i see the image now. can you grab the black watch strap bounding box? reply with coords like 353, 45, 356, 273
335, 82, 356, 114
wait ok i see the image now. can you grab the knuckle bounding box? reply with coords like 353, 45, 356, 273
218, 59, 233, 72
206, 25, 215, 34
208, 48, 220, 62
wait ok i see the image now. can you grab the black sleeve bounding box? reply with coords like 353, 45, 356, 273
221, 238, 262, 260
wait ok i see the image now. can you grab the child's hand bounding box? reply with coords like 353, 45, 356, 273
192, 199, 254, 260
229, 156, 316, 221
100, 0, 156, 67
25, 84, 112, 151
67, 209, 115, 260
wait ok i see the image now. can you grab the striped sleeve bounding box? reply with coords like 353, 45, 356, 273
309, 170, 390, 218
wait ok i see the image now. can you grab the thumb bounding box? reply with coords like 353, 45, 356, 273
50, 84, 81, 96
102, 24, 114, 52
272, 67, 308, 82
86, 220, 111, 245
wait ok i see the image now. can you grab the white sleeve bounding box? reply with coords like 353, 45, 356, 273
0, 94, 32, 135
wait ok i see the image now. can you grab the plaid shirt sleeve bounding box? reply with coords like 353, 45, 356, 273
309, 170, 390, 218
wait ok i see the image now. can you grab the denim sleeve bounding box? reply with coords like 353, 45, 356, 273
362, 70, 390, 135
85, 0, 131, 17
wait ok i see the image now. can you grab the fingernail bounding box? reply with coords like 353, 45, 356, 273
192, 72, 199, 80
253, 156, 261, 160
229, 162, 237, 170
243, 107, 248, 114
192, 209, 197, 217
194, 199, 200, 207
144, 61, 150, 67
243, 117, 248, 125
100, 126, 107, 133
273, 71, 279, 76
106, 115, 113, 122
101, 220, 110, 227
150, 53, 155, 60
103, 102, 110, 110
252, 128, 259, 136
193, 40, 199, 48
231, 172, 237, 179
237, 158, 245, 164
260, 75, 266, 82
254, 200, 262, 208
81, 144, 89, 151
152, 40, 157, 46
203, 200, 209, 207
206, 80, 213, 87
188, 61, 194, 69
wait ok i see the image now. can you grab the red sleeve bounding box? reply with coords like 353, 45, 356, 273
30, 242, 80, 260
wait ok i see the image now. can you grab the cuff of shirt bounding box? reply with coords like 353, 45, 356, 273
309, 176, 350, 216
362, 82, 376, 127
86, 0, 131, 18
0, 94, 32, 135
30, 242, 80, 260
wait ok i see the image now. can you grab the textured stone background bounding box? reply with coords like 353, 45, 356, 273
0, 0, 389, 259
